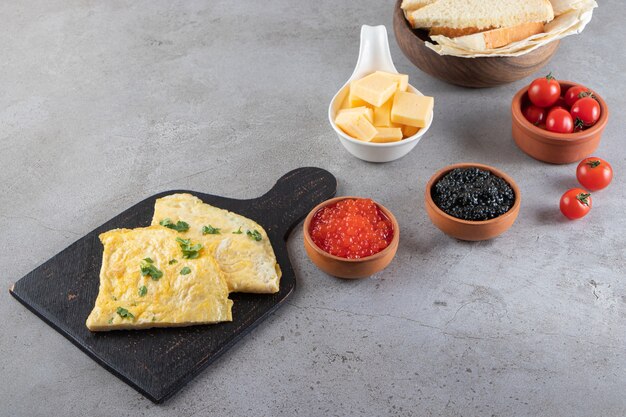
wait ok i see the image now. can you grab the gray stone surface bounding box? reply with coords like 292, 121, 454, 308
1, 1, 625, 416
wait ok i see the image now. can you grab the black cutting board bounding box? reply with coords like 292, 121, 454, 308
9, 167, 336, 404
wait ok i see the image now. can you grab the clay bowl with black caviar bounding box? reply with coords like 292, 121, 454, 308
425, 163, 521, 241
303, 196, 400, 279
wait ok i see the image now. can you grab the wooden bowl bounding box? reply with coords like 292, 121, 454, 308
303, 197, 400, 279
425, 163, 521, 241
392, 0, 560, 88
511, 81, 609, 164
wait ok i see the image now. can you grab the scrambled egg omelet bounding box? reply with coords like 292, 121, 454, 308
86, 226, 233, 331
151, 194, 281, 294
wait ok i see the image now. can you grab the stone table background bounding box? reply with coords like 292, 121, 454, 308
1, 1, 624, 416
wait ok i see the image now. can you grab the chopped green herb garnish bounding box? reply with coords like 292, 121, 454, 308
116, 307, 135, 320
152, 316, 156, 322
108, 317, 113, 324
246, 229, 263, 241
138, 286, 147, 297
169, 259, 178, 265
180, 266, 191, 275
140, 258, 163, 280
202, 225, 221, 235
112, 296, 117, 301
233, 226, 243, 234
176, 237, 203, 259
159, 218, 190, 232
143, 257, 154, 264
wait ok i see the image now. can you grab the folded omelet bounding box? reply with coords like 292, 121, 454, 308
151, 193, 281, 293
86, 226, 233, 331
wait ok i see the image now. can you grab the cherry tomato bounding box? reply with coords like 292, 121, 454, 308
549, 105, 568, 113
546, 108, 574, 133
528, 73, 561, 108
564, 85, 594, 107
554, 97, 569, 110
576, 157, 613, 191
523, 105, 546, 125
571, 96, 601, 129
560, 188, 592, 220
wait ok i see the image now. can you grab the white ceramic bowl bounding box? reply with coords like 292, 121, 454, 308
328, 25, 434, 163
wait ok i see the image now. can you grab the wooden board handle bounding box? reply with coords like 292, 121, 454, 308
251, 167, 337, 239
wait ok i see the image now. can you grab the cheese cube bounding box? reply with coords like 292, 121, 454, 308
335, 112, 377, 142
375, 71, 409, 92
371, 127, 403, 143
348, 81, 368, 107
391, 92, 433, 128
402, 124, 420, 138
373, 97, 393, 127
338, 106, 374, 124
351, 73, 398, 107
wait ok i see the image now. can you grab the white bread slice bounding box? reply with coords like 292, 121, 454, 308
450, 22, 545, 49
407, 0, 554, 31
401, 0, 437, 12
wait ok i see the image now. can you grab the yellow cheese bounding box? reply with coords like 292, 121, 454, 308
338, 106, 374, 124
402, 124, 420, 138
348, 81, 368, 107
371, 127, 403, 143
335, 111, 377, 142
375, 71, 409, 92
391, 92, 433, 128
373, 97, 393, 127
351, 72, 398, 107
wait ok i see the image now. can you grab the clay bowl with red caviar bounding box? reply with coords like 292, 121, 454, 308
303, 197, 399, 279
511, 81, 609, 164
425, 163, 521, 241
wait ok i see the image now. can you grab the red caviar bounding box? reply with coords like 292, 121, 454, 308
309, 198, 393, 259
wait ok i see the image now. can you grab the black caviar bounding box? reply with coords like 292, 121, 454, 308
432, 167, 515, 221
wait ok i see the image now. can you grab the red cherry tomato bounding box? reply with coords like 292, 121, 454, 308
560, 188, 592, 220
549, 105, 568, 113
554, 97, 569, 110
546, 108, 574, 133
528, 73, 561, 108
576, 157, 613, 191
570, 96, 601, 129
523, 105, 546, 125
564, 85, 594, 107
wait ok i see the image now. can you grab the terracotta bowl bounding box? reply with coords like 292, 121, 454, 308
425, 163, 521, 241
303, 197, 400, 279
392, 0, 560, 88
511, 81, 609, 164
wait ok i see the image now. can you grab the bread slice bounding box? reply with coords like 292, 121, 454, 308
450, 22, 545, 49
407, 0, 554, 31
400, 0, 437, 12
429, 26, 495, 37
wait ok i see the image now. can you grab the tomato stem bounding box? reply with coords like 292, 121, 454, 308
586, 160, 601, 168
578, 90, 595, 99
545, 72, 555, 80
574, 117, 585, 130
576, 193, 591, 206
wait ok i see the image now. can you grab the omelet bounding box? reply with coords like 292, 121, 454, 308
151, 193, 281, 293
86, 226, 233, 331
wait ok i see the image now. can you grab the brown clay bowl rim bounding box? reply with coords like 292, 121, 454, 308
303, 196, 400, 264
425, 163, 521, 226
511, 81, 609, 144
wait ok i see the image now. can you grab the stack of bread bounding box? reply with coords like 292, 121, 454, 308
401, 0, 597, 57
